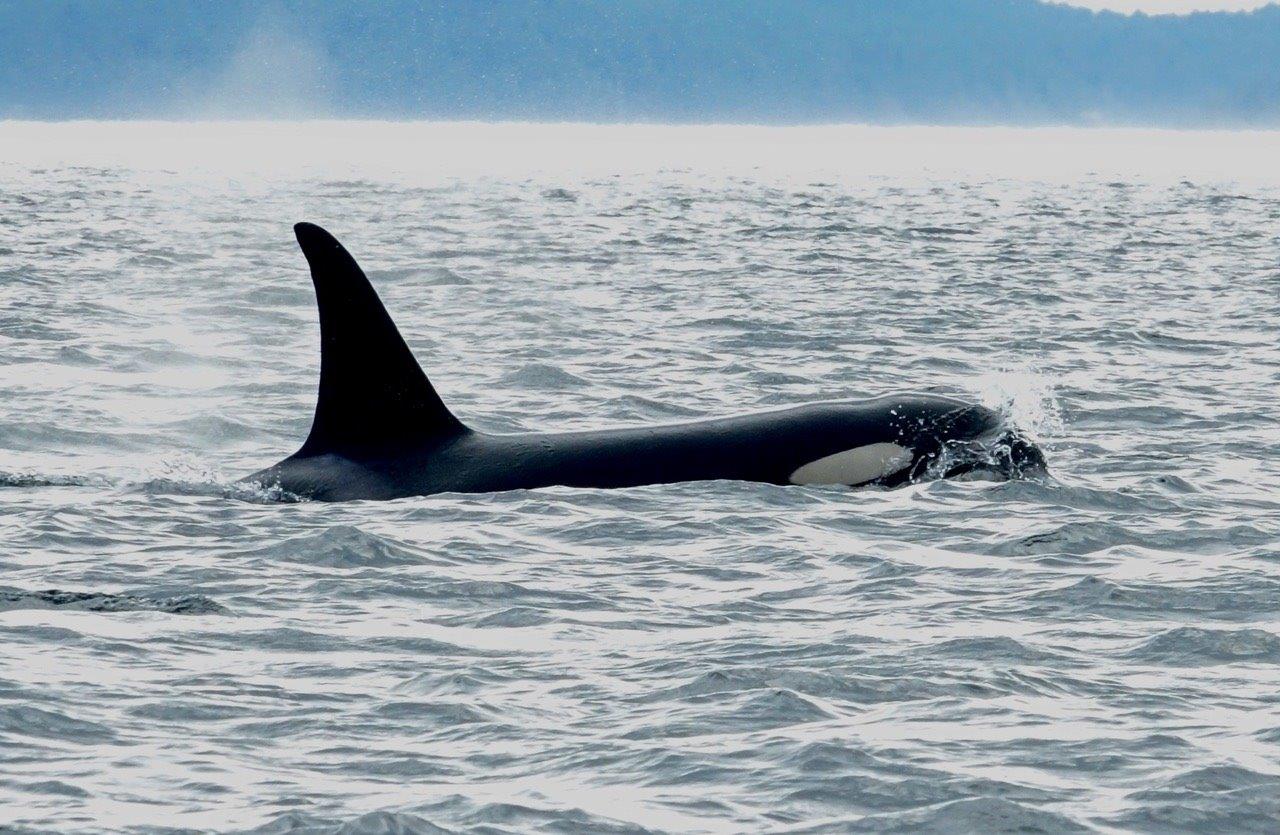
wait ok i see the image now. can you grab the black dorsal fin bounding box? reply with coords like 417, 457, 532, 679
292, 222, 466, 458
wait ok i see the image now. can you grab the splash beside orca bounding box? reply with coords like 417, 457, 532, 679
246, 223, 1045, 502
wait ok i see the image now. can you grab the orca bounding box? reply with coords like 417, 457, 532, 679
246, 223, 1046, 502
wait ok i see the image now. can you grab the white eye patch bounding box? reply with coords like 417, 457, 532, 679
789, 443, 914, 486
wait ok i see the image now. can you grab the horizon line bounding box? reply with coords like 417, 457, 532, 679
4, 118, 1280, 134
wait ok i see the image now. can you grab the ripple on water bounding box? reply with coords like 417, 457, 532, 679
0, 587, 228, 615
1025, 575, 1280, 623
2, 125, 1279, 832
0, 705, 117, 743
849, 797, 1092, 834
1125, 627, 1280, 666
1109, 765, 1280, 832
243, 525, 434, 569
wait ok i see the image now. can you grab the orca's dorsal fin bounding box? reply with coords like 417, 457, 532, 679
292, 222, 467, 459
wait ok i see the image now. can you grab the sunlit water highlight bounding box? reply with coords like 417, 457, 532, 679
1, 122, 1278, 832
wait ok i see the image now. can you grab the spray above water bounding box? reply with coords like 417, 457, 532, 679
975, 367, 1065, 441
896, 368, 1061, 484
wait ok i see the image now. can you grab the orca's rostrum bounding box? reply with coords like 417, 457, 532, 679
246, 223, 1045, 501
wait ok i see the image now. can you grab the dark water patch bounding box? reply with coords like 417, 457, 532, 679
778, 740, 932, 778
460, 606, 555, 628
0, 625, 85, 647
0, 705, 116, 743
308, 744, 464, 779
368, 699, 490, 726
1024, 575, 1280, 623
999, 733, 1194, 775
624, 687, 832, 739
498, 363, 589, 391
243, 525, 429, 568
0, 587, 228, 615
428, 795, 651, 833
0, 320, 73, 343
647, 232, 693, 245
126, 700, 249, 723
372, 634, 506, 658
628, 750, 747, 788
244, 810, 452, 834
914, 636, 1065, 665
0, 471, 112, 488
849, 796, 1089, 833
392, 671, 500, 697
905, 225, 979, 237
993, 521, 1143, 556
1109, 765, 1280, 833
782, 768, 1073, 822
55, 345, 102, 366
541, 187, 578, 202
642, 668, 764, 701
1, 778, 90, 799
640, 666, 949, 712
246, 802, 648, 835
1145, 473, 1199, 494
734, 688, 833, 726
1124, 627, 1280, 666
193, 627, 361, 654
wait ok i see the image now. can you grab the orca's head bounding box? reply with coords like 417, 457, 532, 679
879, 396, 1047, 487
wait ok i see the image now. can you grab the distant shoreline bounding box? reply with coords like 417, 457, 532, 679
4, 118, 1280, 132
5, 1, 1279, 127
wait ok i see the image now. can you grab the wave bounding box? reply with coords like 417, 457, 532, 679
1125, 627, 1280, 666
1025, 575, 1280, 623
851, 797, 1090, 833
0, 466, 303, 503
241, 525, 429, 568
138, 476, 305, 503
244, 802, 646, 835
1110, 765, 1280, 832
244, 810, 451, 835
0, 471, 112, 488
0, 587, 228, 615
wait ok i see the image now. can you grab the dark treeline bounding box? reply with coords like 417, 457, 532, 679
2, 0, 1278, 125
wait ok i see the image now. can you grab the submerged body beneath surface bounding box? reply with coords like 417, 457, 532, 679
246, 224, 1045, 502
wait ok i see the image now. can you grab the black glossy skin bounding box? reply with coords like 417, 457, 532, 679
251, 395, 1025, 501
245, 224, 1045, 502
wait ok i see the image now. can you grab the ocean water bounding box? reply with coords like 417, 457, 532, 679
1, 122, 1278, 833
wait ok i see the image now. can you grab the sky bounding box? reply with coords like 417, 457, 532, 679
1063, 0, 1273, 11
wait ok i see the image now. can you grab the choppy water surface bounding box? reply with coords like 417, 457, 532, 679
1, 123, 1278, 833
